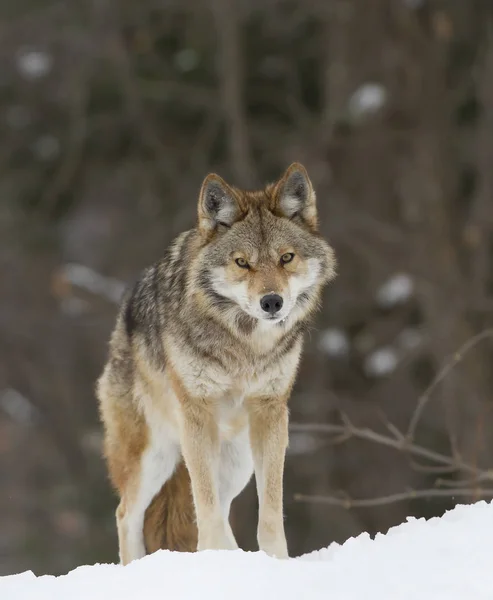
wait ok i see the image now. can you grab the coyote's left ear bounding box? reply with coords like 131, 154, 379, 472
198, 173, 241, 234
273, 163, 318, 229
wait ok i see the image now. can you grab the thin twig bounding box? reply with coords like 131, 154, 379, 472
289, 418, 493, 481
408, 459, 457, 474
436, 471, 493, 488
406, 328, 493, 442
294, 488, 493, 509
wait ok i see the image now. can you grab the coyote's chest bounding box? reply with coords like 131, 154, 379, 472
212, 377, 278, 441
161, 325, 302, 441
171, 340, 300, 398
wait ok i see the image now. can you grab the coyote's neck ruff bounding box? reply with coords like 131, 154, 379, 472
97, 163, 336, 563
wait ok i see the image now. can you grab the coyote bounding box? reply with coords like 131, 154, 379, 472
97, 163, 336, 564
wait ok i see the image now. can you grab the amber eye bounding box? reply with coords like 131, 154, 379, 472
235, 257, 249, 269
280, 252, 295, 265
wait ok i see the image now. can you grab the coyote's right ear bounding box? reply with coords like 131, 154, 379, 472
198, 174, 241, 234
273, 163, 318, 230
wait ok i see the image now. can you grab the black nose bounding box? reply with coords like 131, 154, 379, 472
260, 294, 283, 315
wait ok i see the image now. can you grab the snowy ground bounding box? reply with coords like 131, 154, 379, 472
2, 501, 493, 600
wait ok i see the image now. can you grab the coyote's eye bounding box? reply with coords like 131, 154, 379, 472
235, 257, 249, 269
280, 252, 295, 265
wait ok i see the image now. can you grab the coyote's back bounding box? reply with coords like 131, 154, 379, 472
97, 163, 336, 563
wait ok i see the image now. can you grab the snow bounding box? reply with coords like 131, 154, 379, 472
0, 388, 36, 425
16, 49, 52, 79
362, 326, 423, 378
317, 327, 350, 357
376, 273, 414, 308
62, 263, 125, 304
2, 501, 493, 599
364, 346, 399, 376
348, 83, 387, 119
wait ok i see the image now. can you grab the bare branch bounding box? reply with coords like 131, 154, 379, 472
406, 328, 493, 441
294, 488, 493, 509
290, 417, 493, 481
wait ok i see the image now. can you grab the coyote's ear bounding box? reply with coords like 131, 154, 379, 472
198, 174, 241, 233
273, 163, 317, 229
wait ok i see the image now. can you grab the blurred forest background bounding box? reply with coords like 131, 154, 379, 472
2, 0, 493, 576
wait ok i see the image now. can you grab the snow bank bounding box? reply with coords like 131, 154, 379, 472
2, 501, 493, 600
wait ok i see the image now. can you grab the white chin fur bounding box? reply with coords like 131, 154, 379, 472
210, 260, 320, 323
245, 301, 295, 324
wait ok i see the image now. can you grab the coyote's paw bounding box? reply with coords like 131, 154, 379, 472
260, 542, 289, 559
198, 530, 239, 552
258, 527, 289, 559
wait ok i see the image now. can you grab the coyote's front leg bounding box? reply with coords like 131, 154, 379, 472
247, 397, 289, 559
179, 399, 238, 552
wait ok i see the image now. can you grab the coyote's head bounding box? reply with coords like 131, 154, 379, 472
194, 163, 336, 329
